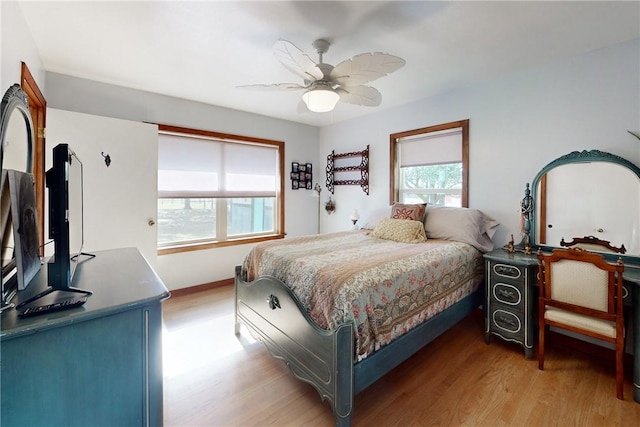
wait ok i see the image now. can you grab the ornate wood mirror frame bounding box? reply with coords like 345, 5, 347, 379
528, 149, 640, 262
1, 84, 35, 311
1, 84, 34, 173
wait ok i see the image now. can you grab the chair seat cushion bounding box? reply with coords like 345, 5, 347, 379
545, 307, 616, 338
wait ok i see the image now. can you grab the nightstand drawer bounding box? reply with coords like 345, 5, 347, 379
491, 282, 524, 308
491, 263, 524, 280
489, 307, 523, 337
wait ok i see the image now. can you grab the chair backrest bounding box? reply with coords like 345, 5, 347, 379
538, 248, 625, 318
560, 235, 626, 254
549, 259, 609, 311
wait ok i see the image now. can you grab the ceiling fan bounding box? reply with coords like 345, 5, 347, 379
238, 39, 406, 113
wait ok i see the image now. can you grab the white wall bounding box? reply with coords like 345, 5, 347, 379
319, 38, 640, 249
1, 2, 45, 96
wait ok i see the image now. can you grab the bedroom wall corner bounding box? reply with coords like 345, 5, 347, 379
1, 2, 46, 94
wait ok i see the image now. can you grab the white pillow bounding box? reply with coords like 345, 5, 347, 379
423, 206, 499, 252
360, 206, 392, 230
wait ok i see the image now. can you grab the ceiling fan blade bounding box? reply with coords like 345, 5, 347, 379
273, 39, 324, 82
330, 53, 405, 87
336, 85, 382, 107
237, 83, 307, 91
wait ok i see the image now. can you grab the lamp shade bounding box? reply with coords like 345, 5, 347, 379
312, 183, 322, 197
302, 86, 339, 113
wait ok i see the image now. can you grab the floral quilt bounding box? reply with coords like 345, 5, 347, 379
242, 231, 484, 360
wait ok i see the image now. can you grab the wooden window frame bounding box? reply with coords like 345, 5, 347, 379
157, 124, 285, 255
389, 119, 469, 207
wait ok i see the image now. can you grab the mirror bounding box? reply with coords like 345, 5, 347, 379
1, 84, 35, 311
1, 84, 34, 173
529, 149, 640, 260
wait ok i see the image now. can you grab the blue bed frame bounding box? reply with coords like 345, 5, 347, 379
234, 265, 483, 426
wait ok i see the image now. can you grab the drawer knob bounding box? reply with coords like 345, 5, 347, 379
493, 310, 522, 333
497, 289, 516, 299
493, 283, 522, 305
498, 315, 517, 328
493, 264, 521, 279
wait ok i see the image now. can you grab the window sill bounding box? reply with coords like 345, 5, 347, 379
157, 233, 285, 255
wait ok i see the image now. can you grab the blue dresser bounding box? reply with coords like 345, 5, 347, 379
1, 247, 170, 426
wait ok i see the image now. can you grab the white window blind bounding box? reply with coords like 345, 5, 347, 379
158, 132, 278, 198
397, 128, 462, 167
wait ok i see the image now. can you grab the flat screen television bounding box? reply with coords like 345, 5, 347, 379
16, 143, 92, 308
47, 143, 92, 290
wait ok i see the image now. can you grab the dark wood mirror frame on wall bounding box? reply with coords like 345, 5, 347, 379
527, 149, 640, 263
1, 84, 35, 311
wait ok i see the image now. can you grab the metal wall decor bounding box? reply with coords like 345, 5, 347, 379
101, 152, 111, 167
324, 197, 335, 214
325, 145, 369, 195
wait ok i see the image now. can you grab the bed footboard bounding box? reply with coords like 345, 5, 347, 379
234, 266, 354, 426
235, 265, 483, 426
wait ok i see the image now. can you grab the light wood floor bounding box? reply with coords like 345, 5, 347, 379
162, 286, 639, 426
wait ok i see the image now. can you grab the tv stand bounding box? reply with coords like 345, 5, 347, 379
71, 251, 96, 261
0, 300, 15, 313
15, 284, 92, 309
1, 247, 170, 426
15, 252, 96, 309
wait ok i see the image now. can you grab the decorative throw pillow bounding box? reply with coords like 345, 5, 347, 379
370, 218, 427, 243
390, 203, 427, 221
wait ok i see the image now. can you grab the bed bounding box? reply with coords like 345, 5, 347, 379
234, 205, 499, 426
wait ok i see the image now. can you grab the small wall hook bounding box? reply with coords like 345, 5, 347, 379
101, 152, 111, 167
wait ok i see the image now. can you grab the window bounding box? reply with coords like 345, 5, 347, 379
390, 120, 469, 207
157, 125, 284, 254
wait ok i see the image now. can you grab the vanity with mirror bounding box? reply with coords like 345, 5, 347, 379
531, 149, 640, 258
484, 148, 640, 403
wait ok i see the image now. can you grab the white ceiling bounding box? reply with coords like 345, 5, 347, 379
18, 1, 640, 128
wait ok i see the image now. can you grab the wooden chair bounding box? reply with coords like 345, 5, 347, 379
537, 247, 625, 399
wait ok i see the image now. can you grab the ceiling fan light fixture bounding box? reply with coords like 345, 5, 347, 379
302, 86, 339, 113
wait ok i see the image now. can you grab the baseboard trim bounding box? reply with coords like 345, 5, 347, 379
169, 278, 234, 298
